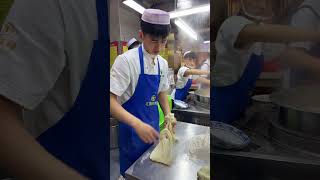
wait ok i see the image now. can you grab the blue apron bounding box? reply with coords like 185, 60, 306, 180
212, 53, 263, 124
174, 78, 192, 101
37, 0, 109, 179
119, 46, 161, 176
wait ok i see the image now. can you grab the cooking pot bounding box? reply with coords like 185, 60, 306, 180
270, 86, 320, 136
189, 89, 210, 109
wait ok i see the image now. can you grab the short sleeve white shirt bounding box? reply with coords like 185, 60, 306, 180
175, 66, 191, 89
200, 59, 210, 77
110, 45, 169, 105
290, 5, 320, 50
213, 16, 262, 87
284, 1, 320, 88
0, 0, 98, 137
170, 66, 191, 99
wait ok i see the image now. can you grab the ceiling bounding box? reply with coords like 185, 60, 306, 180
124, 0, 210, 42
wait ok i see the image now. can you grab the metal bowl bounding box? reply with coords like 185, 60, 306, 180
210, 121, 250, 150
195, 93, 210, 104
194, 89, 210, 105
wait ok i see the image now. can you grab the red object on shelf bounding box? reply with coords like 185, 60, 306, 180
263, 59, 280, 72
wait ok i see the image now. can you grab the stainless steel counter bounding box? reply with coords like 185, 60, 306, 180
173, 103, 210, 115
125, 122, 210, 180
110, 149, 120, 180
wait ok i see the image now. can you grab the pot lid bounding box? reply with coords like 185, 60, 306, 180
270, 86, 320, 113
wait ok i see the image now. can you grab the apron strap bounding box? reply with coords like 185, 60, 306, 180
96, 0, 108, 41
157, 57, 160, 75
138, 46, 145, 74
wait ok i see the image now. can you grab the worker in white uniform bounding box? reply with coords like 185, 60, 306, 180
213, 0, 320, 124
171, 51, 209, 101
110, 9, 175, 178
197, 43, 211, 90
127, 37, 141, 50
284, 0, 320, 87
0, 0, 109, 179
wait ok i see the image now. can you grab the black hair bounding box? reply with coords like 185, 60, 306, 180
184, 51, 196, 60
128, 41, 140, 50
140, 20, 171, 38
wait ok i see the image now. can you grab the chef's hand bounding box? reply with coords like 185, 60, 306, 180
172, 117, 177, 131
164, 116, 177, 133
134, 120, 159, 144
171, 117, 177, 133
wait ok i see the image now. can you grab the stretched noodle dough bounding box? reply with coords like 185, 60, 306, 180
150, 128, 174, 165
188, 134, 210, 161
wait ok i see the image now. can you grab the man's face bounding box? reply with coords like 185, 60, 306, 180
140, 32, 168, 56
197, 52, 209, 64
184, 58, 196, 68
242, 0, 273, 19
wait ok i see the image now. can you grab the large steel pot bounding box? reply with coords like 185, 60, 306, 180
110, 117, 119, 149
192, 89, 210, 109
270, 86, 320, 136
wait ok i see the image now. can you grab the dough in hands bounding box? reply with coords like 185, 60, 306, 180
166, 119, 178, 142
165, 113, 178, 142
197, 166, 210, 180
150, 128, 174, 165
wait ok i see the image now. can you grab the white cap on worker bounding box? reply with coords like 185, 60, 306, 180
141, 9, 170, 25
183, 51, 191, 57
199, 43, 210, 53
127, 38, 138, 47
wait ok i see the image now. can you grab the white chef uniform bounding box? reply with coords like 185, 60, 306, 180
110, 44, 170, 104
0, 0, 98, 137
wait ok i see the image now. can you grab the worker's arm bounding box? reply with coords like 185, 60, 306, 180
184, 69, 209, 77
236, 24, 320, 48
0, 96, 87, 180
195, 77, 210, 86
278, 47, 320, 78
158, 91, 170, 116
110, 93, 159, 143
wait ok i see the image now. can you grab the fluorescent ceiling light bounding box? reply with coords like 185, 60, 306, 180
177, 1, 192, 9
123, 1, 209, 19
122, 1, 204, 41
203, 41, 210, 44
175, 19, 197, 40
123, 0, 145, 14
170, 4, 210, 19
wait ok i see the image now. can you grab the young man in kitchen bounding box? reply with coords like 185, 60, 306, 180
110, 9, 176, 178
196, 43, 211, 91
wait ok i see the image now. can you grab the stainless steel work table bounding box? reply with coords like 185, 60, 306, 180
125, 122, 210, 180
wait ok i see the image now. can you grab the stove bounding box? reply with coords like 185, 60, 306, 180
212, 104, 320, 180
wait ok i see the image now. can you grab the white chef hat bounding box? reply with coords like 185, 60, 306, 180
183, 51, 191, 57
127, 38, 138, 47
199, 43, 210, 53
141, 9, 170, 25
